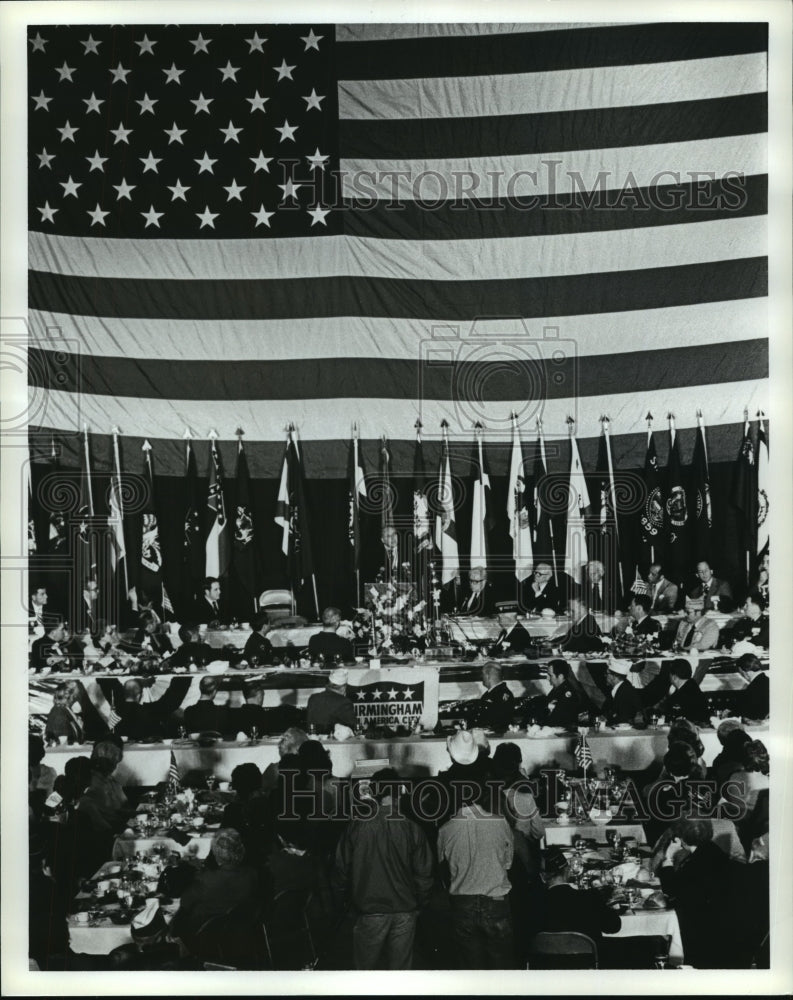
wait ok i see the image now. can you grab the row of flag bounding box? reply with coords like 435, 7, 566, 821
28, 408, 769, 620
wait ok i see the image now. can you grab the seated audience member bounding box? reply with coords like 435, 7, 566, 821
167, 624, 217, 669
476, 661, 515, 732
674, 598, 719, 652
720, 595, 769, 650
539, 845, 621, 949
522, 563, 561, 614
646, 564, 679, 614
241, 612, 274, 665
541, 660, 582, 729
222, 763, 273, 866
192, 576, 228, 626
491, 742, 545, 879
45, 682, 85, 745
107, 899, 185, 971
749, 551, 769, 605
663, 723, 707, 778
737, 654, 769, 721
626, 594, 661, 638
169, 829, 263, 943
710, 726, 751, 797
657, 818, 741, 968
78, 738, 131, 848
230, 679, 268, 738
722, 739, 769, 820
262, 727, 308, 792
183, 676, 229, 734
30, 619, 69, 673
643, 742, 710, 847
436, 768, 516, 970
29, 734, 57, 817
657, 659, 708, 726
333, 766, 434, 971
78, 578, 101, 636
308, 607, 355, 663
601, 659, 641, 726
110, 676, 192, 741
132, 610, 174, 658
687, 561, 734, 612
457, 567, 496, 616
555, 596, 604, 654
306, 668, 357, 734
29, 586, 59, 634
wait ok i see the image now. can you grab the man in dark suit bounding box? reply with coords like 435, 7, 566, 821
556, 597, 604, 654
601, 659, 642, 725
183, 676, 230, 734
542, 660, 582, 728
228, 679, 268, 737
475, 661, 515, 731
688, 561, 734, 612
308, 607, 355, 663
539, 846, 621, 947
522, 563, 562, 614
192, 577, 228, 626
456, 567, 496, 617
30, 619, 69, 672
306, 668, 357, 734
77, 578, 100, 636
167, 624, 218, 669
659, 660, 708, 725
29, 586, 59, 634
737, 654, 769, 721
241, 612, 274, 665
646, 564, 679, 614
580, 560, 618, 615
720, 596, 769, 650
109, 676, 193, 740
627, 594, 661, 638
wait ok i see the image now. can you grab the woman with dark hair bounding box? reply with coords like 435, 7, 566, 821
222, 762, 274, 867
642, 742, 712, 848
710, 727, 752, 796
658, 818, 742, 967
45, 682, 85, 745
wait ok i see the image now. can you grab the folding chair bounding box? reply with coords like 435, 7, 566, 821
527, 931, 598, 970
261, 888, 317, 970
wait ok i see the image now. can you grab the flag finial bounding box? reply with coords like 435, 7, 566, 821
142, 439, 152, 452
235, 426, 244, 439
208, 428, 219, 440
414, 418, 422, 430
440, 419, 449, 429
646, 411, 653, 423
112, 425, 121, 435
182, 427, 193, 440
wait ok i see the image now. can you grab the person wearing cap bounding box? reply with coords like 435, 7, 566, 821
539, 846, 621, 949
306, 668, 357, 734
308, 607, 355, 664
688, 561, 734, 613
436, 755, 515, 969
169, 828, 263, 944
554, 596, 604, 653
475, 662, 515, 732
241, 612, 275, 665
674, 598, 719, 652
655, 659, 708, 725
737, 654, 769, 722
602, 659, 641, 726
183, 675, 230, 734
333, 767, 434, 970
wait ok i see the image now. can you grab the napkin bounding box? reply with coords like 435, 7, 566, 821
333, 723, 355, 742
611, 860, 641, 882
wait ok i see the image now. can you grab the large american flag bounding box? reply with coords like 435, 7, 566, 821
28, 21, 767, 477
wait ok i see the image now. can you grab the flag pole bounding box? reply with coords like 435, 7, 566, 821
602, 415, 624, 596
83, 425, 94, 515
111, 426, 129, 593
646, 412, 654, 564
353, 421, 361, 609
537, 417, 557, 585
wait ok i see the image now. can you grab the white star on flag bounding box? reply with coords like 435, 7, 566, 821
167, 180, 190, 201
57, 121, 79, 142
403, 688, 414, 699
163, 63, 184, 85
56, 62, 75, 82
224, 180, 246, 201
219, 61, 240, 82
246, 91, 268, 113
387, 688, 399, 700
356, 691, 366, 700
87, 204, 109, 227
308, 205, 330, 227
275, 120, 298, 142
110, 123, 132, 144
60, 176, 81, 197
274, 59, 296, 81
37, 148, 55, 168
306, 148, 329, 171
251, 205, 274, 227
86, 151, 107, 171
279, 179, 302, 201
164, 122, 187, 144
135, 35, 157, 55
371, 688, 383, 700
113, 179, 136, 200
136, 93, 158, 114
83, 92, 104, 114
195, 152, 217, 174
246, 31, 267, 53
250, 152, 273, 172
30, 32, 47, 52
81, 35, 102, 55
109, 62, 131, 84
140, 152, 162, 173
38, 202, 57, 223
32, 91, 52, 111
191, 93, 213, 114
141, 205, 164, 228
300, 29, 323, 51
220, 121, 242, 143
303, 89, 325, 111
196, 206, 219, 229
191, 33, 211, 54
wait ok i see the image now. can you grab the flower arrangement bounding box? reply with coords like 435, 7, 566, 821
340, 581, 428, 655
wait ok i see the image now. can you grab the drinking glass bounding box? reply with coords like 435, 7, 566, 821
250, 726, 259, 743
654, 955, 668, 970
206, 773, 217, 793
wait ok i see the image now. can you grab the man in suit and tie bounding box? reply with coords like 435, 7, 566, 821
627, 594, 661, 638
646, 564, 679, 614
737, 654, 769, 722
602, 658, 642, 725
29, 586, 58, 635
555, 596, 604, 654
457, 567, 496, 617
688, 561, 734, 613
658, 660, 708, 725
77, 578, 100, 636
674, 598, 719, 652
193, 577, 227, 626
580, 560, 617, 615
522, 563, 561, 614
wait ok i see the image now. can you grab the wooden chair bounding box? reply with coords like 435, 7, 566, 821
527, 931, 598, 969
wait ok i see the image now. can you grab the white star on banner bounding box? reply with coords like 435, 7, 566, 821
246, 31, 266, 53
275, 119, 298, 142
250, 151, 273, 173
219, 61, 240, 82
109, 62, 131, 84
57, 121, 79, 142
163, 63, 184, 85
113, 179, 136, 200
141, 205, 164, 228
303, 88, 325, 111
279, 179, 302, 201
87, 203, 109, 226
195, 152, 217, 174
136, 93, 158, 114
306, 148, 329, 171
403, 687, 415, 699
246, 91, 269, 113
371, 688, 383, 700
111, 123, 132, 144
191, 33, 211, 54
387, 688, 399, 700
274, 59, 296, 81
191, 93, 213, 114
81, 34, 102, 55
38, 202, 57, 223
83, 92, 104, 114
220, 120, 242, 143
167, 179, 191, 201
308, 205, 331, 227
30, 32, 48, 53
86, 150, 108, 171
32, 91, 52, 111
135, 35, 157, 55
224, 180, 246, 201
196, 205, 219, 229
356, 690, 366, 701
251, 204, 274, 227
37, 148, 55, 169
56, 62, 75, 82
300, 29, 323, 51
140, 151, 162, 173
164, 122, 187, 144
60, 176, 82, 197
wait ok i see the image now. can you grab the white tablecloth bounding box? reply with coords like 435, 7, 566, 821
112, 830, 215, 861
544, 821, 646, 846
605, 907, 684, 966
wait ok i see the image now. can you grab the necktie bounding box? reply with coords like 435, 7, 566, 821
212, 601, 218, 613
